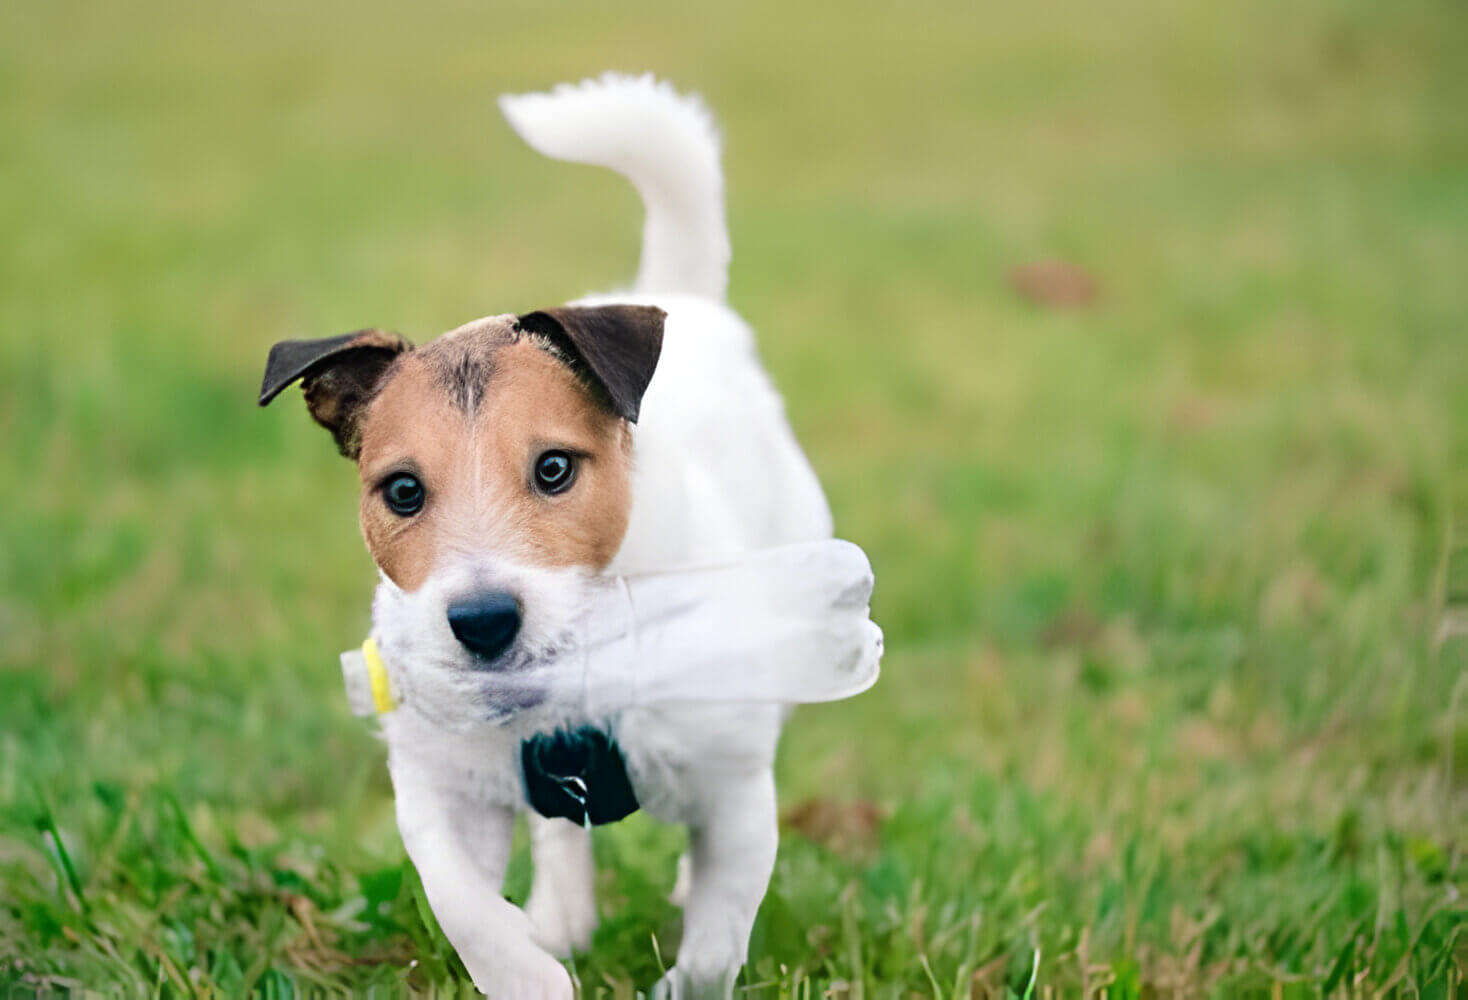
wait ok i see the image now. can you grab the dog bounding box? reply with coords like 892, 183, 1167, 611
259, 74, 834, 998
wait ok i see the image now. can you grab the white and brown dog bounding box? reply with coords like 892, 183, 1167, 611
260, 75, 833, 998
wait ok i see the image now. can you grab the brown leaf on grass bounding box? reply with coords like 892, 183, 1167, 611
1009, 259, 1100, 308
1167, 396, 1218, 433
781, 798, 883, 855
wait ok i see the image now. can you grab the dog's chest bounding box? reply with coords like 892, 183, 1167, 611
384, 701, 783, 826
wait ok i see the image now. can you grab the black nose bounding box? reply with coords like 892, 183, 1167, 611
447, 591, 522, 664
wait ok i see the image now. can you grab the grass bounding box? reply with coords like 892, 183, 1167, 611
2, 0, 1467, 993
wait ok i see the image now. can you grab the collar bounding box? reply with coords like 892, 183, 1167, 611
521, 725, 640, 827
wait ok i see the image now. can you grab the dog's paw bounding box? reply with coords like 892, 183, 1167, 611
525, 881, 598, 957
650, 964, 738, 1000
465, 944, 573, 1000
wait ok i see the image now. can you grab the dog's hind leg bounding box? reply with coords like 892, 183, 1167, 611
655, 768, 779, 1000
668, 849, 692, 908
525, 813, 599, 957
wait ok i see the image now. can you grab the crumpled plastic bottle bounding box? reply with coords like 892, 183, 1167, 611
340, 538, 883, 722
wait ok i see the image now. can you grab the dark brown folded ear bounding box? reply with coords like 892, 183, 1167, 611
258, 328, 413, 457
515, 305, 666, 423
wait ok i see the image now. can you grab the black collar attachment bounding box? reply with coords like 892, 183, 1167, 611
520, 725, 639, 826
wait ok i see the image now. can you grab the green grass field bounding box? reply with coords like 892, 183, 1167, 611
3, 0, 1467, 994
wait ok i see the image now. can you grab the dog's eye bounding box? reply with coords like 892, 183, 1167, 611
533, 451, 576, 495
382, 473, 426, 516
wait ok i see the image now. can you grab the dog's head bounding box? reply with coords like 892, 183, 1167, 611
260, 306, 665, 726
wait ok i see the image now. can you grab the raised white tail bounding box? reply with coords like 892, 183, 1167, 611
499, 73, 731, 302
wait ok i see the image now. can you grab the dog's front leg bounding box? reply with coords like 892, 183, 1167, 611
656, 768, 779, 1000
392, 775, 572, 999
525, 814, 598, 956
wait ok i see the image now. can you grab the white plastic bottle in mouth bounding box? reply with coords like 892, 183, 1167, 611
340, 538, 883, 722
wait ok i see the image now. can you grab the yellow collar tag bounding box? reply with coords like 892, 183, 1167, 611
362, 637, 398, 714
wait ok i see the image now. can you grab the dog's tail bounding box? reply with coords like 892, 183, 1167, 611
499, 73, 730, 303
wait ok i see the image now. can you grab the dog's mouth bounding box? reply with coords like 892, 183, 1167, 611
459, 630, 581, 722
459, 643, 545, 720
480, 680, 550, 721
374, 577, 593, 728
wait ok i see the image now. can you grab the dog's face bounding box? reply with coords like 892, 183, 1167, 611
260, 306, 665, 726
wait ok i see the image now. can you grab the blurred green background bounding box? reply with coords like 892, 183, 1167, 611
3, 0, 1466, 993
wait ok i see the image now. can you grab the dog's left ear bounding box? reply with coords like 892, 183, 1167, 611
516, 305, 666, 423
258, 328, 413, 457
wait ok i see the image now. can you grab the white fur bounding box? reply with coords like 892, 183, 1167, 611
500, 73, 731, 302
379, 74, 832, 998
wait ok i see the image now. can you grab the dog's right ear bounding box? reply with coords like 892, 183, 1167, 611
258, 329, 413, 458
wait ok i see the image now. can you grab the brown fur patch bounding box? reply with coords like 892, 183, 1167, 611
258, 328, 413, 457
418, 317, 504, 412
354, 317, 633, 591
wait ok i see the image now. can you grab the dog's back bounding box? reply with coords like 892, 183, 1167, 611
502, 74, 833, 573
